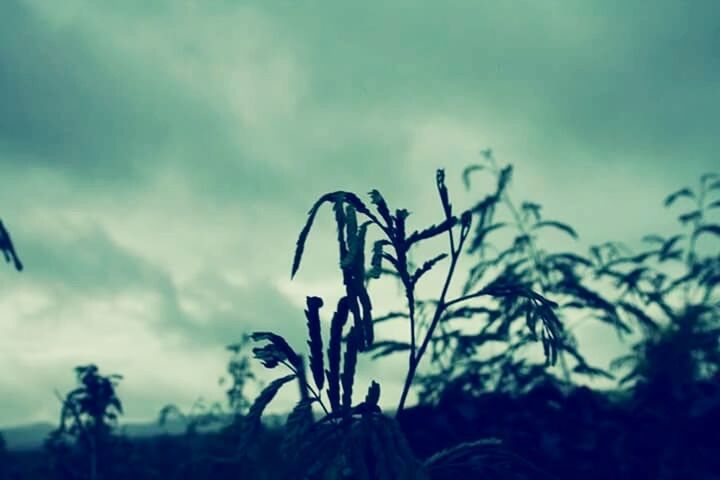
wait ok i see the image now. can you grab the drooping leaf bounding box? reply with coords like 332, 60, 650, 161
326, 297, 350, 413
304, 296, 325, 391
292, 192, 375, 278
341, 327, 360, 411
532, 220, 578, 239
357, 282, 375, 350
343, 220, 371, 270
701, 173, 719, 185
251, 344, 284, 369
664, 187, 694, 207
468, 222, 506, 254
368, 239, 388, 279
240, 374, 296, 447
251, 332, 301, 370
462, 164, 485, 189
693, 224, 720, 240
521, 201, 542, 222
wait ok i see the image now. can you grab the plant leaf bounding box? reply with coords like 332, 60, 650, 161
462, 164, 485, 189
292, 192, 374, 278
532, 220, 578, 239
406, 217, 457, 245
0, 220, 23, 271
304, 296, 325, 391
411, 253, 449, 285
326, 297, 349, 413
368, 239, 388, 279
678, 210, 702, 225
240, 374, 296, 448
251, 332, 301, 370
693, 224, 720, 240
664, 187, 694, 207
341, 327, 359, 411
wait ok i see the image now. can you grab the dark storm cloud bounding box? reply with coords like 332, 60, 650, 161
0, 0, 289, 202
260, 0, 720, 175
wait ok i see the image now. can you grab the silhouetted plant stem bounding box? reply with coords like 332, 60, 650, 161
397, 210, 468, 415
280, 359, 330, 416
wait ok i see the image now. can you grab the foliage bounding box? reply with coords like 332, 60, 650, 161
243, 167, 567, 477
46, 365, 123, 480
418, 151, 619, 402
0, 219, 22, 272
601, 172, 720, 395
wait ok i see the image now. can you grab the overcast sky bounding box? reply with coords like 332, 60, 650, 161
1, 0, 718, 427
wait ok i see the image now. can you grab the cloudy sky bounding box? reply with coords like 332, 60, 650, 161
1, 0, 718, 427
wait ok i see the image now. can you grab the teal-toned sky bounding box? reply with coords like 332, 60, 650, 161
1, 0, 718, 427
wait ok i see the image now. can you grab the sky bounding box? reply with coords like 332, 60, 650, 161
1, 0, 719, 427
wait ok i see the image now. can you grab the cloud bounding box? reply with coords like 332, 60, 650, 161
1, 0, 719, 425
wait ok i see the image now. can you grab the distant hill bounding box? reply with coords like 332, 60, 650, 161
1, 419, 185, 451
0, 414, 288, 451
2, 422, 55, 451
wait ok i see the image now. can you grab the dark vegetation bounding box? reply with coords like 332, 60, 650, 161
1, 157, 719, 479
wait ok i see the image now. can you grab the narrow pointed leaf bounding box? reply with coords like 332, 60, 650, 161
406, 217, 457, 245
304, 296, 325, 391
326, 297, 349, 413
240, 374, 296, 447
411, 253, 448, 285
693, 224, 720, 240
341, 327, 359, 411
664, 187, 694, 207
292, 192, 374, 278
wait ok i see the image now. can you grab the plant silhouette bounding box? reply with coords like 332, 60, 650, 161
417, 151, 619, 403
0, 219, 22, 272
601, 172, 720, 395
47, 365, 123, 480
242, 167, 568, 478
